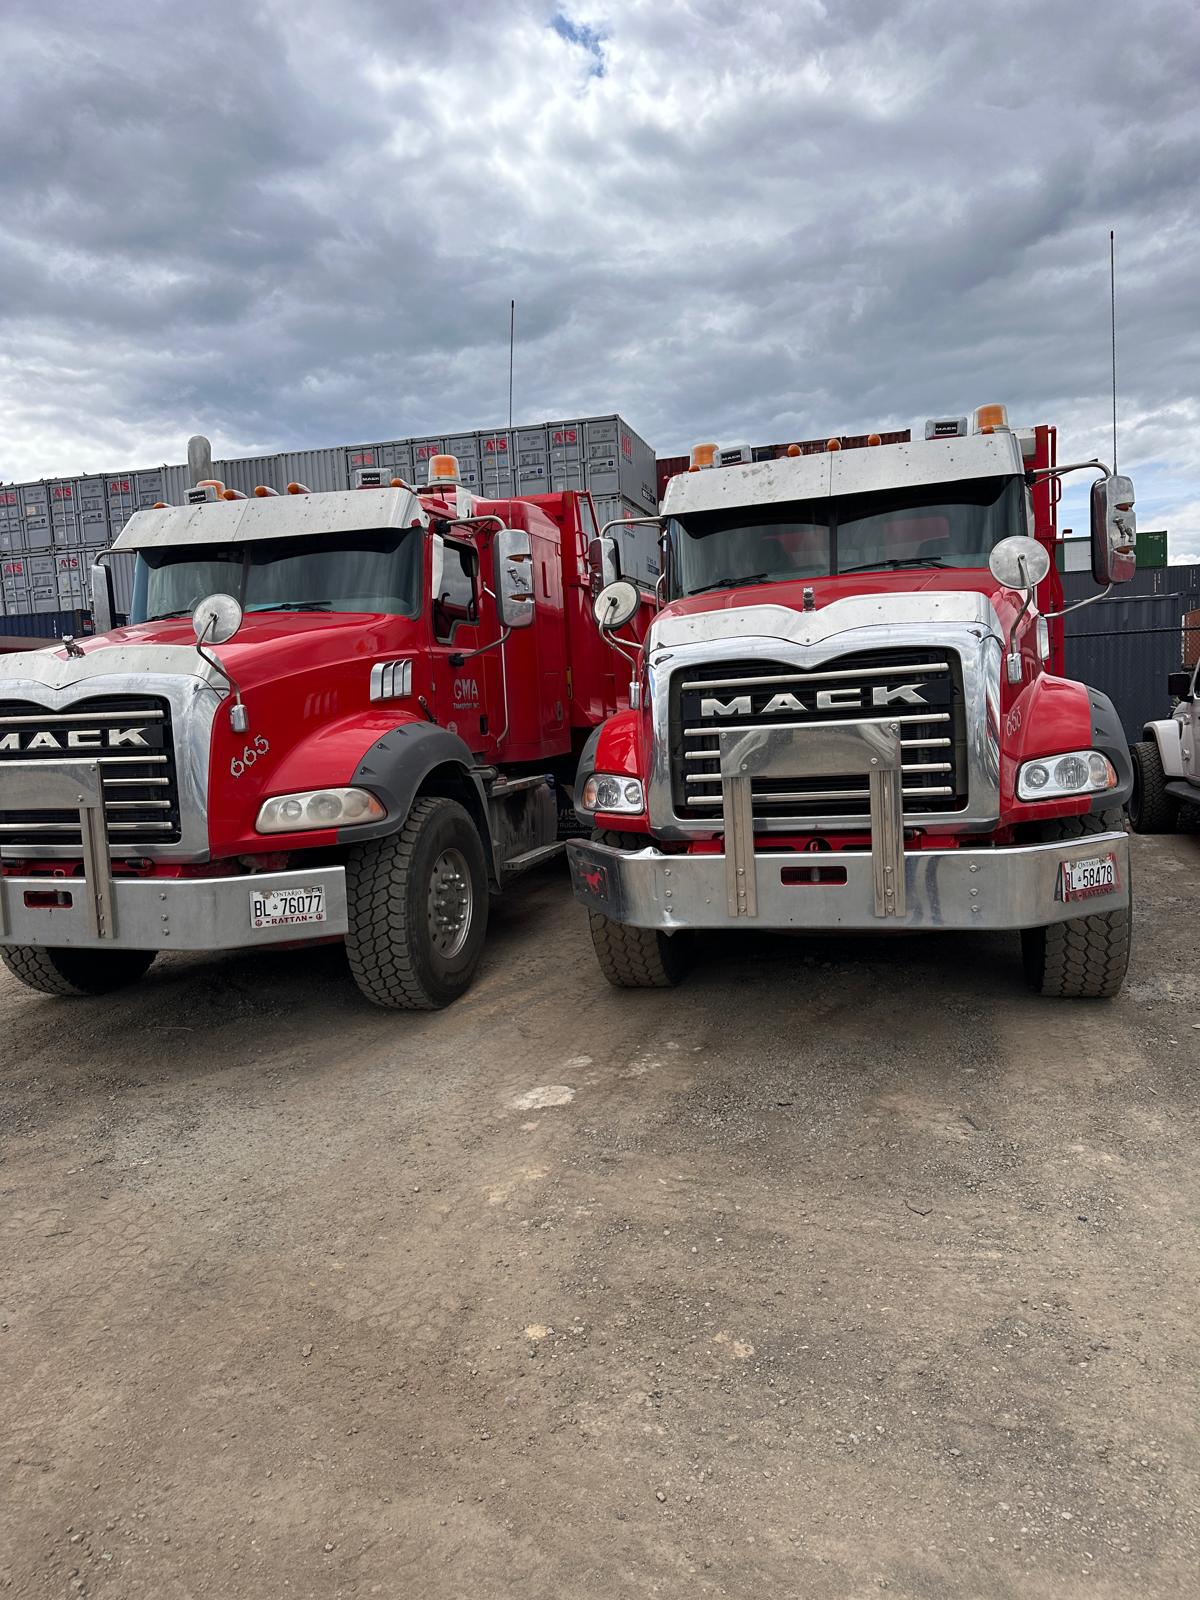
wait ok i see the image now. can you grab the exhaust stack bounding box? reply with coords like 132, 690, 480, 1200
187, 434, 214, 485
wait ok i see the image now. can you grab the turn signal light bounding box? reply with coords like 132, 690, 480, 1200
427, 454, 460, 486
690, 443, 718, 470
286, 482, 311, 495
973, 403, 1009, 435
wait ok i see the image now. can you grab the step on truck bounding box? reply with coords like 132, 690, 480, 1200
0, 443, 645, 1008
569, 406, 1140, 998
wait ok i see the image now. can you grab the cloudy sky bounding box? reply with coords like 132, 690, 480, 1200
2, 0, 1198, 555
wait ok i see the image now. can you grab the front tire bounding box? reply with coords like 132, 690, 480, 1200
587, 829, 693, 989
1019, 807, 1131, 998
0, 946, 155, 997
345, 796, 490, 1010
1129, 739, 1178, 833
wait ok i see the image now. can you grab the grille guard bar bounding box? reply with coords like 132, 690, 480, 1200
717, 722, 905, 917
0, 760, 115, 940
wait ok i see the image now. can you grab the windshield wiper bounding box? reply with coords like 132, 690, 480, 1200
147, 608, 195, 621
687, 572, 773, 596
838, 556, 950, 575
245, 600, 334, 612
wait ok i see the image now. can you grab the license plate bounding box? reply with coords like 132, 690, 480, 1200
1060, 853, 1119, 902
250, 886, 327, 928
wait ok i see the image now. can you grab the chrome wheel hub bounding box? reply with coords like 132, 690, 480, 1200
428, 848, 473, 959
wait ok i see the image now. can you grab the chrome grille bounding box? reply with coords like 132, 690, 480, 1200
0, 695, 182, 848
670, 649, 967, 823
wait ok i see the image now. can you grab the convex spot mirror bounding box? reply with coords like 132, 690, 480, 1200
193, 592, 244, 645
594, 579, 640, 631
495, 526, 535, 629
988, 535, 1050, 592
1091, 473, 1137, 586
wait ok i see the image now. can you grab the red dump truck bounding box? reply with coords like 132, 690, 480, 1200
0, 446, 643, 1007
569, 406, 1140, 998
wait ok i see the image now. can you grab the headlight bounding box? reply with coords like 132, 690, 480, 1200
256, 787, 386, 833
581, 774, 645, 814
1016, 750, 1117, 801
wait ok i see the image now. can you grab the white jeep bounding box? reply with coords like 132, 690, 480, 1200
1129, 660, 1200, 831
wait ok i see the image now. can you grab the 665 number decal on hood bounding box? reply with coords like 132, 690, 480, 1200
231, 735, 270, 778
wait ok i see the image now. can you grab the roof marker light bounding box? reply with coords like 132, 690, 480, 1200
867, 432, 882, 447
152, 501, 167, 509
253, 485, 279, 497
973, 403, 1009, 435
826, 437, 842, 452
286, 482, 311, 495
220, 488, 247, 500
690, 443, 718, 470
786, 443, 801, 457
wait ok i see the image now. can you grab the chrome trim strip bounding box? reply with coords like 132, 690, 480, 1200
0, 709, 165, 726
679, 662, 949, 691
682, 712, 949, 738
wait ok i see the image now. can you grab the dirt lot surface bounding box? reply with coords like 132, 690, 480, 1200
1, 831, 1197, 1600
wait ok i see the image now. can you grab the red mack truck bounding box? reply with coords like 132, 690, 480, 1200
0, 445, 642, 1008
569, 406, 1140, 998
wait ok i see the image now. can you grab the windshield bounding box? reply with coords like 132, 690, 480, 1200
667, 476, 1027, 597
129, 528, 422, 624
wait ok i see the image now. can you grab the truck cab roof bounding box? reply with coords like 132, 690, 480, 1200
661, 430, 1025, 518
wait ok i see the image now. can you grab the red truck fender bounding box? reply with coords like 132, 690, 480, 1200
573, 708, 645, 828
1000, 674, 1132, 816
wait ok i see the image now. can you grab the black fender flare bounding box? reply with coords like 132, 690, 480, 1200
341, 722, 495, 871
1088, 687, 1134, 811
572, 723, 605, 825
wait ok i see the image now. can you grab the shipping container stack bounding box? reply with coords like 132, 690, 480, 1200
0, 412, 661, 631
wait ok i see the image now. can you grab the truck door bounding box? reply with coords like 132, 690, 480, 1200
429, 537, 492, 755
1182, 661, 1199, 781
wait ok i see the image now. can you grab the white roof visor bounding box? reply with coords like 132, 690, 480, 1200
661, 433, 1025, 518
111, 487, 425, 552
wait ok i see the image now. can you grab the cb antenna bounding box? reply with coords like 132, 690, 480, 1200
508, 299, 518, 432
1109, 230, 1118, 472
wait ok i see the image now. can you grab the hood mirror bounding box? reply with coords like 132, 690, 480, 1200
593, 579, 640, 632
988, 535, 1050, 592
191, 593, 249, 731
988, 536, 1050, 687
192, 592, 244, 646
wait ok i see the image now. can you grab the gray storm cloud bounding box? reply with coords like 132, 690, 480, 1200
1, 0, 1197, 552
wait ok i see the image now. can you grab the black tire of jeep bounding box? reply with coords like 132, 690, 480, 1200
586, 829, 694, 989
345, 796, 490, 1010
1020, 807, 1131, 999
1128, 739, 1178, 834
0, 946, 156, 997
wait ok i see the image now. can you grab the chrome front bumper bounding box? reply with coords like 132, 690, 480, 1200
0, 866, 349, 951
0, 758, 348, 951
566, 831, 1130, 933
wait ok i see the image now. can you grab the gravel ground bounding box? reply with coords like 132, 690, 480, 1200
1, 830, 1197, 1600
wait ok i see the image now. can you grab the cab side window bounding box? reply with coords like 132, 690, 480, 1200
433, 542, 478, 643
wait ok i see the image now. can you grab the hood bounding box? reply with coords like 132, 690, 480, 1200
0, 612, 420, 696
649, 570, 1012, 653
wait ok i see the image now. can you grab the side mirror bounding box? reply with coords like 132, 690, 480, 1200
588, 535, 620, 594
192, 592, 243, 646
495, 526, 535, 629
988, 535, 1050, 592
1168, 669, 1192, 701
1091, 473, 1137, 586
593, 580, 640, 632
90, 561, 115, 633
430, 533, 445, 602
